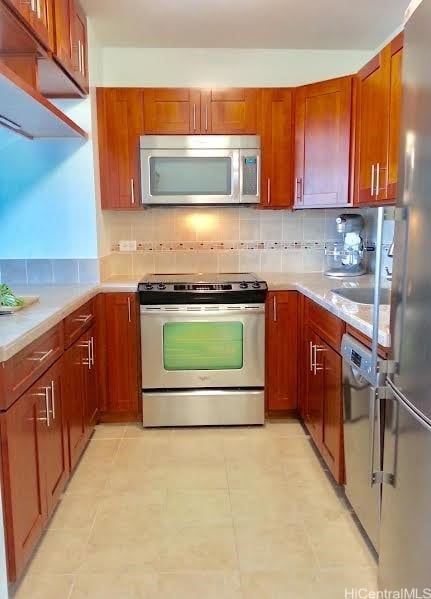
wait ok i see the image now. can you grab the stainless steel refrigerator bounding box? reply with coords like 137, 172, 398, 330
376, 0, 431, 591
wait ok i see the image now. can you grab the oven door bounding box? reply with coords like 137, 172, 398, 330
141, 304, 265, 389
140, 148, 240, 205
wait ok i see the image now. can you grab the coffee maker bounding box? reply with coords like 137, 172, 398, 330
324, 214, 366, 277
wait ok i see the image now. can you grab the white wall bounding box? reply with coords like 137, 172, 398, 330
96, 47, 373, 87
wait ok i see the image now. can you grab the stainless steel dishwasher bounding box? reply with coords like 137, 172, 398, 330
341, 334, 381, 552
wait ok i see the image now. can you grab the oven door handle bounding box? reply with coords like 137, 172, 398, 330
140, 306, 266, 316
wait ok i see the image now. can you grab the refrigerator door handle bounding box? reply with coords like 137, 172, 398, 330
371, 207, 386, 382
369, 388, 378, 487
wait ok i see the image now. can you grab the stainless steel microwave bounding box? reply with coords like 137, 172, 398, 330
140, 135, 260, 205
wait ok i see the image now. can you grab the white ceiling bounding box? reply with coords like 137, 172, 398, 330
82, 0, 410, 50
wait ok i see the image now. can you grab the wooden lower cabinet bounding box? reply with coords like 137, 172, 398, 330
101, 293, 140, 421
0, 359, 68, 582
302, 301, 345, 484
265, 291, 298, 414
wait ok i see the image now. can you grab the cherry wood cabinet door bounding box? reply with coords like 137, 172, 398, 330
53, 0, 73, 72
0, 377, 47, 582
320, 339, 344, 484
64, 337, 86, 470
355, 47, 391, 205
104, 293, 140, 420
387, 33, 404, 202
70, 0, 88, 91
294, 76, 353, 208
259, 88, 294, 208
201, 88, 258, 134
265, 292, 298, 414
97, 88, 144, 210
30, 0, 52, 50
143, 88, 201, 134
43, 360, 68, 516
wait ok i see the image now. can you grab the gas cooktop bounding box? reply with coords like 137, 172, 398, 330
138, 273, 268, 304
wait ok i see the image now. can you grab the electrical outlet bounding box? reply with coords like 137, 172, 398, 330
119, 240, 137, 252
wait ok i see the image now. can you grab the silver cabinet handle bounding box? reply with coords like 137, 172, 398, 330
273, 296, 277, 322
376, 163, 380, 196
369, 388, 377, 487
30, 0, 36, 12
29, 348, 53, 362
313, 345, 326, 375
45, 386, 51, 427
205, 105, 208, 132
267, 179, 271, 205
193, 104, 196, 131
130, 178, 135, 204
81, 41, 85, 75
36, 0, 41, 18
371, 164, 375, 196
51, 380, 56, 420
75, 314, 92, 324
90, 336, 95, 366
127, 296, 132, 323
309, 341, 314, 372
295, 177, 303, 202
87, 339, 92, 370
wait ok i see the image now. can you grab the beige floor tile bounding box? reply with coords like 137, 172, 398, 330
263, 419, 307, 437
114, 438, 173, 467
226, 460, 287, 490
13, 574, 73, 599
92, 424, 126, 440
222, 437, 282, 463
230, 486, 307, 524
158, 525, 238, 571
124, 423, 172, 439
241, 569, 318, 599
70, 572, 159, 598
157, 571, 242, 599
168, 436, 225, 462
164, 490, 232, 527
26, 529, 88, 576
78, 439, 121, 465
50, 493, 100, 530
305, 513, 376, 569
273, 436, 318, 460
94, 490, 166, 532
317, 567, 378, 599
106, 464, 168, 493
164, 462, 228, 490
235, 523, 318, 572
66, 461, 111, 496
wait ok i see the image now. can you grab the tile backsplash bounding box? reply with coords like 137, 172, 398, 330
101, 207, 383, 278
0, 259, 100, 285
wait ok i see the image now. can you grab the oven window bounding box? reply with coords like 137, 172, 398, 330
163, 322, 243, 370
150, 157, 232, 196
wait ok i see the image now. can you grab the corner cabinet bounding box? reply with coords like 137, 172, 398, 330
100, 293, 141, 421
294, 76, 354, 208
355, 33, 403, 205
265, 292, 298, 414
97, 88, 144, 210
259, 88, 294, 208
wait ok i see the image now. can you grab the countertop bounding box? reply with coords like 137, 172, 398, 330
0, 273, 391, 363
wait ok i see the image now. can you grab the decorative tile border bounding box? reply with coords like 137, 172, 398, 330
111, 240, 341, 253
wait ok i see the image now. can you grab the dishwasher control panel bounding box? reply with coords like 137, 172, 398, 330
341, 334, 374, 383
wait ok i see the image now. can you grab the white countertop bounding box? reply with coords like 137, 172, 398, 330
0, 273, 391, 363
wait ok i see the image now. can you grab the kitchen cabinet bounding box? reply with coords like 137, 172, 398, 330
143, 88, 201, 134
97, 88, 144, 210
102, 293, 141, 420
200, 88, 258, 134
52, 0, 74, 73
265, 292, 298, 414
294, 76, 354, 208
355, 33, 403, 205
64, 324, 97, 470
259, 88, 294, 208
70, 0, 88, 91
142, 88, 258, 135
5, 0, 53, 50
302, 297, 345, 484
0, 359, 68, 582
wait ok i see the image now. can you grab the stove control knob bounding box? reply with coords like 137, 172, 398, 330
145, 283, 153, 290
252, 282, 261, 289
239, 282, 249, 289
158, 283, 167, 290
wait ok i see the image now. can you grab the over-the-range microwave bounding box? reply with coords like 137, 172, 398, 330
140, 135, 260, 206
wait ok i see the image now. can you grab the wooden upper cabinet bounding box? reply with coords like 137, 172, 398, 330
97, 88, 144, 210
143, 88, 201, 134
265, 292, 298, 413
355, 33, 403, 206
259, 88, 294, 208
103, 293, 140, 419
70, 0, 88, 91
387, 33, 404, 201
201, 88, 258, 134
6, 0, 53, 50
294, 76, 353, 208
52, 0, 73, 73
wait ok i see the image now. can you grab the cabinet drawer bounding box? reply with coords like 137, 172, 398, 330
64, 299, 96, 348
304, 297, 345, 351
0, 324, 64, 410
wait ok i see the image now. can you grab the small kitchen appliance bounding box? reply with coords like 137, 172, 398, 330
324, 214, 366, 277
138, 273, 267, 427
140, 135, 260, 206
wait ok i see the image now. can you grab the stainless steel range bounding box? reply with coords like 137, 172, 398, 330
138, 273, 267, 427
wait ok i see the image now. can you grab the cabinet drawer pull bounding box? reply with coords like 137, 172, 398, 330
371, 164, 375, 196
273, 296, 277, 322
205, 105, 208, 132
267, 179, 271, 205
130, 178, 135, 204
313, 345, 326, 375
28, 348, 53, 363
309, 341, 314, 372
90, 336, 95, 367
36, 0, 41, 18
295, 177, 303, 202
127, 297, 132, 323
51, 380, 56, 420
75, 314, 92, 324
193, 104, 196, 131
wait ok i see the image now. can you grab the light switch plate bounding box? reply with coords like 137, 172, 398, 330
119, 240, 137, 252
